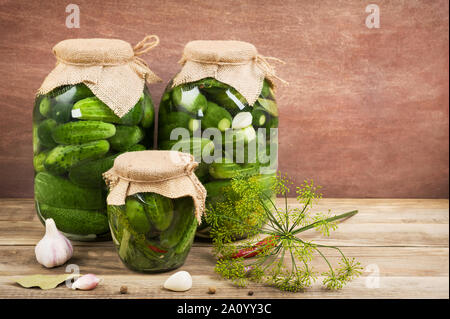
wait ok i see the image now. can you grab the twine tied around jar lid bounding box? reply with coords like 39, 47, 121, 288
103, 151, 207, 223
172, 40, 288, 106
37, 35, 162, 117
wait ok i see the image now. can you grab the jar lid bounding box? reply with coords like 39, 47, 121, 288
173, 40, 286, 106
183, 40, 257, 64
53, 38, 134, 65
103, 151, 206, 222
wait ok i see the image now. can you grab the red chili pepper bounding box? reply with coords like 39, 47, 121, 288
231, 235, 279, 259
148, 244, 167, 253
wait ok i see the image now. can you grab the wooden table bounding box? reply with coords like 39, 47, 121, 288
0, 198, 448, 299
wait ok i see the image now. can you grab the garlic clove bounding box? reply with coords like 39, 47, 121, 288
163, 271, 192, 292
71, 274, 101, 290
35, 218, 73, 268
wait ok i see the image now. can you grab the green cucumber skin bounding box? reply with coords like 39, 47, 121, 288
44, 140, 110, 174
165, 112, 192, 129
140, 93, 155, 128
125, 198, 151, 234
33, 150, 49, 173
72, 97, 143, 125
37, 203, 108, 235
126, 144, 146, 152
194, 162, 210, 183
201, 101, 232, 131
35, 172, 105, 210
174, 214, 197, 254
52, 120, 116, 145
39, 96, 51, 117
260, 79, 275, 99
108, 125, 144, 152
53, 84, 94, 105
209, 162, 259, 179
204, 180, 232, 204
160, 197, 195, 249
72, 97, 121, 123
256, 98, 278, 117
159, 137, 214, 157
141, 193, 174, 231
37, 119, 58, 148
158, 122, 190, 142
120, 100, 144, 126
204, 88, 250, 116
68, 154, 119, 188
50, 102, 73, 123
251, 107, 267, 127
172, 86, 208, 115
33, 125, 44, 155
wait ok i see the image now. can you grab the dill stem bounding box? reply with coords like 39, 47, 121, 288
288, 197, 311, 233
291, 210, 358, 235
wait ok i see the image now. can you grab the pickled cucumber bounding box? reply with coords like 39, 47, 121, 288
109, 125, 144, 152
52, 121, 116, 145
141, 193, 174, 231
44, 140, 110, 174
37, 203, 108, 235
35, 172, 105, 210
125, 198, 151, 234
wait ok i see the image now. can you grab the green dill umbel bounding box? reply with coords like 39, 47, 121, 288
205, 172, 362, 292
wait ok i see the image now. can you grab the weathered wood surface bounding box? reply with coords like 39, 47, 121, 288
0, 198, 448, 299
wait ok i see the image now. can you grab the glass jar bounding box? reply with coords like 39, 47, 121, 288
33, 84, 155, 241
158, 77, 278, 238
107, 194, 196, 272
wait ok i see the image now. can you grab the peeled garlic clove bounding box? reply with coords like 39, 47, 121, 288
72, 274, 100, 290
163, 271, 192, 292
232, 112, 252, 129
35, 218, 73, 268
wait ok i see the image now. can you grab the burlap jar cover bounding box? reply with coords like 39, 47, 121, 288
103, 151, 206, 223
172, 40, 287, 106
38, 35, 162, 117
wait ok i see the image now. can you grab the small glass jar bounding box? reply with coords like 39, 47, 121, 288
108, 194, 196, 272
103, 150, 205, 273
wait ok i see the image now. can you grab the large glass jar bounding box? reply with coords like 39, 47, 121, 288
158, 78, 278, 238
33, 84, 155, 241
108, 194, 196, 272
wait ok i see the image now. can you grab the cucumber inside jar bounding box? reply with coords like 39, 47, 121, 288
157, 78, 279, 239
107, 194, 197, 272
33, 83, 156, 241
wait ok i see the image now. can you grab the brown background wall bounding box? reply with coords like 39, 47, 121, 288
0, 0, 448, 198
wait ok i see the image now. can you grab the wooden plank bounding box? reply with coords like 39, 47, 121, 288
0, 276, 448, 299
0, 246, 448, 299
1, 221, 447, 247
1, 198, 448, 224
0, 246, 448, 277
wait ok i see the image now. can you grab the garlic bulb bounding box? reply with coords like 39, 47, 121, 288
163, 271, 192, 292
72, 274, 100, 290
35, 218, 73, 268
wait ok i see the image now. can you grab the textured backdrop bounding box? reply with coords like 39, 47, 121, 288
0, 0, 448, 198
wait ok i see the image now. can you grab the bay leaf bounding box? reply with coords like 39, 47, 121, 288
15, 274, 78, 290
